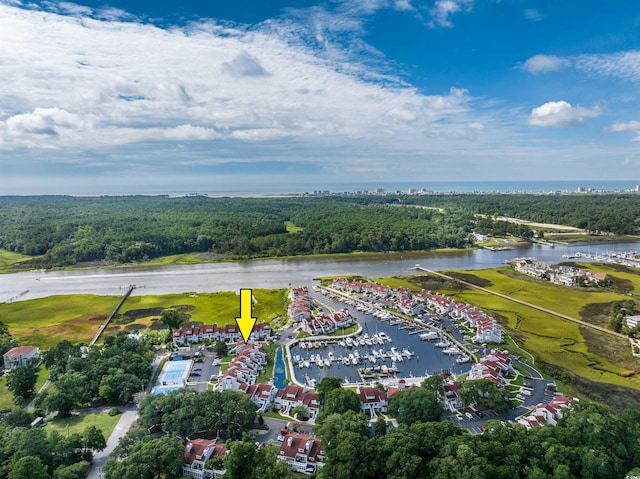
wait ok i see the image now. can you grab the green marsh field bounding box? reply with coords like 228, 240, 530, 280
376, 263, 640, 409
0, 289, 289, 349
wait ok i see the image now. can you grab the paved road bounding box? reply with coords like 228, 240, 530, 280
87, 405, 138, 479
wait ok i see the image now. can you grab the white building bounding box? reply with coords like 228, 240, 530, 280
626, 315, 640, 329
3, 346, 39, 370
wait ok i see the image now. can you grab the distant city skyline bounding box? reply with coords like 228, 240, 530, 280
1, 0, 639, 194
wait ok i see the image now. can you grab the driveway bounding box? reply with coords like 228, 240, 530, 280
87, 405, 138, 479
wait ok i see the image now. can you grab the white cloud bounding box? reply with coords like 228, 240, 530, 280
522, 50, 640, 81
0, 2, 477, 155
574, 51, 640, 82
528, 101, 601, 127
428, 0, 473, 28
605, 120, 640, 140
393, 0, 415, 12
522, 54, 569, 73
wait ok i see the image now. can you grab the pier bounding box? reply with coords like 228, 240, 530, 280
90, 285, 136, 346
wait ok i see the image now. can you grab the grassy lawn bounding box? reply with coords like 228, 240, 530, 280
0, 294, 119, 348
0, 364, 50, 412
256, 343, 279, 384
0, 376, 16, 412
46, 410, 121, 439
284, 221, 304, 233
324, 324, 359, 337
0, 249, 37, 274
510, 375, 524, 387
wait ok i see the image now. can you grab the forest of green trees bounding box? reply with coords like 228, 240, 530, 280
97, 377, 640, 479
0, 193, 638, 268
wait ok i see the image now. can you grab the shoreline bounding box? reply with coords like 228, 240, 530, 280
3, 235, 639, 276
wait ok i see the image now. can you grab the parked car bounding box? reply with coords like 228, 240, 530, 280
465, 412, 474, 419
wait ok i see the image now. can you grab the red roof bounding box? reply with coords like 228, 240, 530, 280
278, 433, 324, 462
3, 346, 38, 358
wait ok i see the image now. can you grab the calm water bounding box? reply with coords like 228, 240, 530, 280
1, 241, 638, 302
273, 347, 287, 389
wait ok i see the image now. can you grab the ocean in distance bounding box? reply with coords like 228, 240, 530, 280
86, 180, 640, 197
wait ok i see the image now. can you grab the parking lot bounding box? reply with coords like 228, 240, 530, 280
177, 348, 222, 393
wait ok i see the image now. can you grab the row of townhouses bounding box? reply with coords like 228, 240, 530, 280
330, 278, 504, 344
288, 285, 355, 335
450, 302, 504, 344
517, 396, 575, 429
216, 342, 268, 398
172, 322, 272, 346
512, 258, 608, 286
183, 432, 325, 478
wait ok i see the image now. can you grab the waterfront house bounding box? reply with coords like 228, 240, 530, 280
473, 317, 503, 344
277, 433, 325, 475
300, 308, 354, 336
183, 438, 227, 479
356, 386, 388, 417
386, 379, 416, 399
3, 346, 39, 370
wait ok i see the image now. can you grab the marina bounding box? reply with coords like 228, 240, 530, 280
288, 290, 473, 387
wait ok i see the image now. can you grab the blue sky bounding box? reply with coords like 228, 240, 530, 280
1, 0, 639, 194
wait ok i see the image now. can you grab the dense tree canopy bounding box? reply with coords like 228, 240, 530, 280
311, 403, 640, 479
0, 195, 473, 267
43, 333, 153, 415
0, 423, 105, 479
137, 389, 256, 440
1, 194, 638, 268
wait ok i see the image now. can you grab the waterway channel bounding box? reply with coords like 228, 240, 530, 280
1, 241, 639, 302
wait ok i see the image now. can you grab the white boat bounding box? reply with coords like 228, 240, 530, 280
443, 346, 461, 355
346, 337, 354, 347
402, 348, 414, 358
419, 331, 439, 341
324, 358, 331, 367
328, 352, 334, 360
456, 356, 470, 364
435, 341, 450, 348
304, 360, 310, 368
343, 357, 350, 365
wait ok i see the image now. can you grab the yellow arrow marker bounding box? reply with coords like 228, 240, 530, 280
235, 288, 257, 343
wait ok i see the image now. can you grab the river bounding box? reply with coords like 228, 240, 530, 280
1, 241, 639, 302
